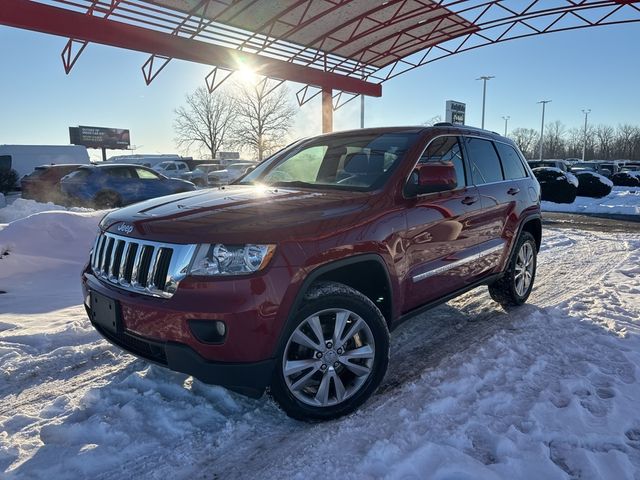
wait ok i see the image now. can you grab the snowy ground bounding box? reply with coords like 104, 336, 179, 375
542, 186, 640, 216
2, 200, 640, 479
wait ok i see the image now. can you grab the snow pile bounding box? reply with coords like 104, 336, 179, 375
542, 186, 640, 215
0, 198, 94, 224
2, 207, 640, 478
0, 208, 104, 314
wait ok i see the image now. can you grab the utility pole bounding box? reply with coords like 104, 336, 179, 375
502, 115, 510, 137
477, 76, 494, 129
360, 94, 365, 128
537, 100, 552, 161
582, 109, 591, 161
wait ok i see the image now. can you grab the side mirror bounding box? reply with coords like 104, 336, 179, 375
405, 162, 457, 197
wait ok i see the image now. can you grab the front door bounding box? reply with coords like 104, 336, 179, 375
400, 135, 486, 313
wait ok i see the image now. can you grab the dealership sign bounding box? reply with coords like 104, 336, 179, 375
445, 101, 466, 125
69, 126, 131, 149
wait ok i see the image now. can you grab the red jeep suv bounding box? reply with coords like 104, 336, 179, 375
83, 125, 541, 420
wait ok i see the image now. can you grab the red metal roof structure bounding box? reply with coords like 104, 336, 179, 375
2, 0, 640, 132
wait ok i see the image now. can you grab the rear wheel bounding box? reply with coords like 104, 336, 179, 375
270, 282, 389, 421
489, 232, 537, 308
94, 190, 122, 209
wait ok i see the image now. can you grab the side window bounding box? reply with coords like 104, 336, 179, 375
178, 163, 187, 170
136, 168, 160, 179
418, 136, 466, 189
463, 137, 504, 184
107, 168, 133, 179
495, 143, 527, 180
167, 164, 176, 171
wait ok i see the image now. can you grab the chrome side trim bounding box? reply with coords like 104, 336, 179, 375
412, 243, 505, 283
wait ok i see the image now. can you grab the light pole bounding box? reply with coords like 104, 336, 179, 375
537, 100, 552, 160
477, 75, 494, 129
581, 109, 591, 161
502, 115, 510, 136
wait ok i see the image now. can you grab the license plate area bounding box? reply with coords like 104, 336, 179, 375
90, 291, 122, 334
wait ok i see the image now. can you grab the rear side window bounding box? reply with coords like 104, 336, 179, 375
65, 169, 90, 180
418, 136, 466, 188
463, 137, 504, 184
136, 168, 160, 179
495, 143, 527, 179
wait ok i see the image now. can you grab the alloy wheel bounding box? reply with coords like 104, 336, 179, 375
514, 241, 534, 297
282, 308, 376, 408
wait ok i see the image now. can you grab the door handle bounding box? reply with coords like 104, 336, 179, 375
507, 187, 520, 196
461, 196, 478, 205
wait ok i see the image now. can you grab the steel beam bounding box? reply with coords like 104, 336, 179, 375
0, 0, 382, 97
322, 89, 333, 133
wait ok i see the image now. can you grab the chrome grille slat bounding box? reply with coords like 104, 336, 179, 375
146, 247, 161, 289
118, 241, 132, 284
90, 231, 196, 299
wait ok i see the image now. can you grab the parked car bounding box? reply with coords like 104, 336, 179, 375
532, 167, 577, 204
527, 160, 570, 172
612, 171, 640, 187
20, 164, 84, 203
207, 162, 256, 185
181, 164, 224, 186
83, 125, 541, 420
570, 161, 617, 177
573, 171, 613, 198
61, 164, 196, 208
152, 160, 191, 179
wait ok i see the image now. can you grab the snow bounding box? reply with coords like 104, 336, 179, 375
542, 186, 640, 216
2, 202, 640, 479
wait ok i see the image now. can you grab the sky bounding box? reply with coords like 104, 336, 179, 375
0, 20, 639, 160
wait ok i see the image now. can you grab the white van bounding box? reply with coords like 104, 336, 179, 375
0, 145, 90, 181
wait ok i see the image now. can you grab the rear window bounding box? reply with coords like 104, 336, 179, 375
495, 143, 527, 179
463, 137, 504, 184
0, 155, 11, 171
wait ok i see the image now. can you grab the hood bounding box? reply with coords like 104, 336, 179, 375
100, 185, 379, 244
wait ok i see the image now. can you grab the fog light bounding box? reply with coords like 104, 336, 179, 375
188, 320, 227, 344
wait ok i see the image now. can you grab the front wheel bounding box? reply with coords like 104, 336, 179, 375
489, 231, 537, 308
270, 282, 389, 421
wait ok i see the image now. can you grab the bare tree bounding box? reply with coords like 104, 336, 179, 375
509, 128, 538, 159
232, 80, 296, 161
174, 86, 235, 159
615, 124, 639, 159
595, 124, 615, 160
542, 120, 566, 159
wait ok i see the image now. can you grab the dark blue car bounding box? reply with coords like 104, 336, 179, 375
60, 164, 196, 208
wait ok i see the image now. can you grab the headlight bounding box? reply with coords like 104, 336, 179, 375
188, 244, 276, 276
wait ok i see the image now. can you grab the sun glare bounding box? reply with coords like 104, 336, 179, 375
237, 65, 257, 84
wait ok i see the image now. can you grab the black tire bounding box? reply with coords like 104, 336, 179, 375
489, 232, 537, 308
94, 190, 122, 209
269, 282, 389, 421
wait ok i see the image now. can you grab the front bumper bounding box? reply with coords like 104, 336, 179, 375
82, 264, 296, 396
88, 309, 275, 397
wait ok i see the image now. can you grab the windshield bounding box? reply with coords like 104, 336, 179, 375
238, 132, 418, 191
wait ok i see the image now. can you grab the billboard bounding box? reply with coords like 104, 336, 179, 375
69, 126, 131, 149
445, 101, 466, 125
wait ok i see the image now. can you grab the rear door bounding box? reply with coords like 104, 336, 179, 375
402, 135, 486, 311
461, 136, 523, 277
